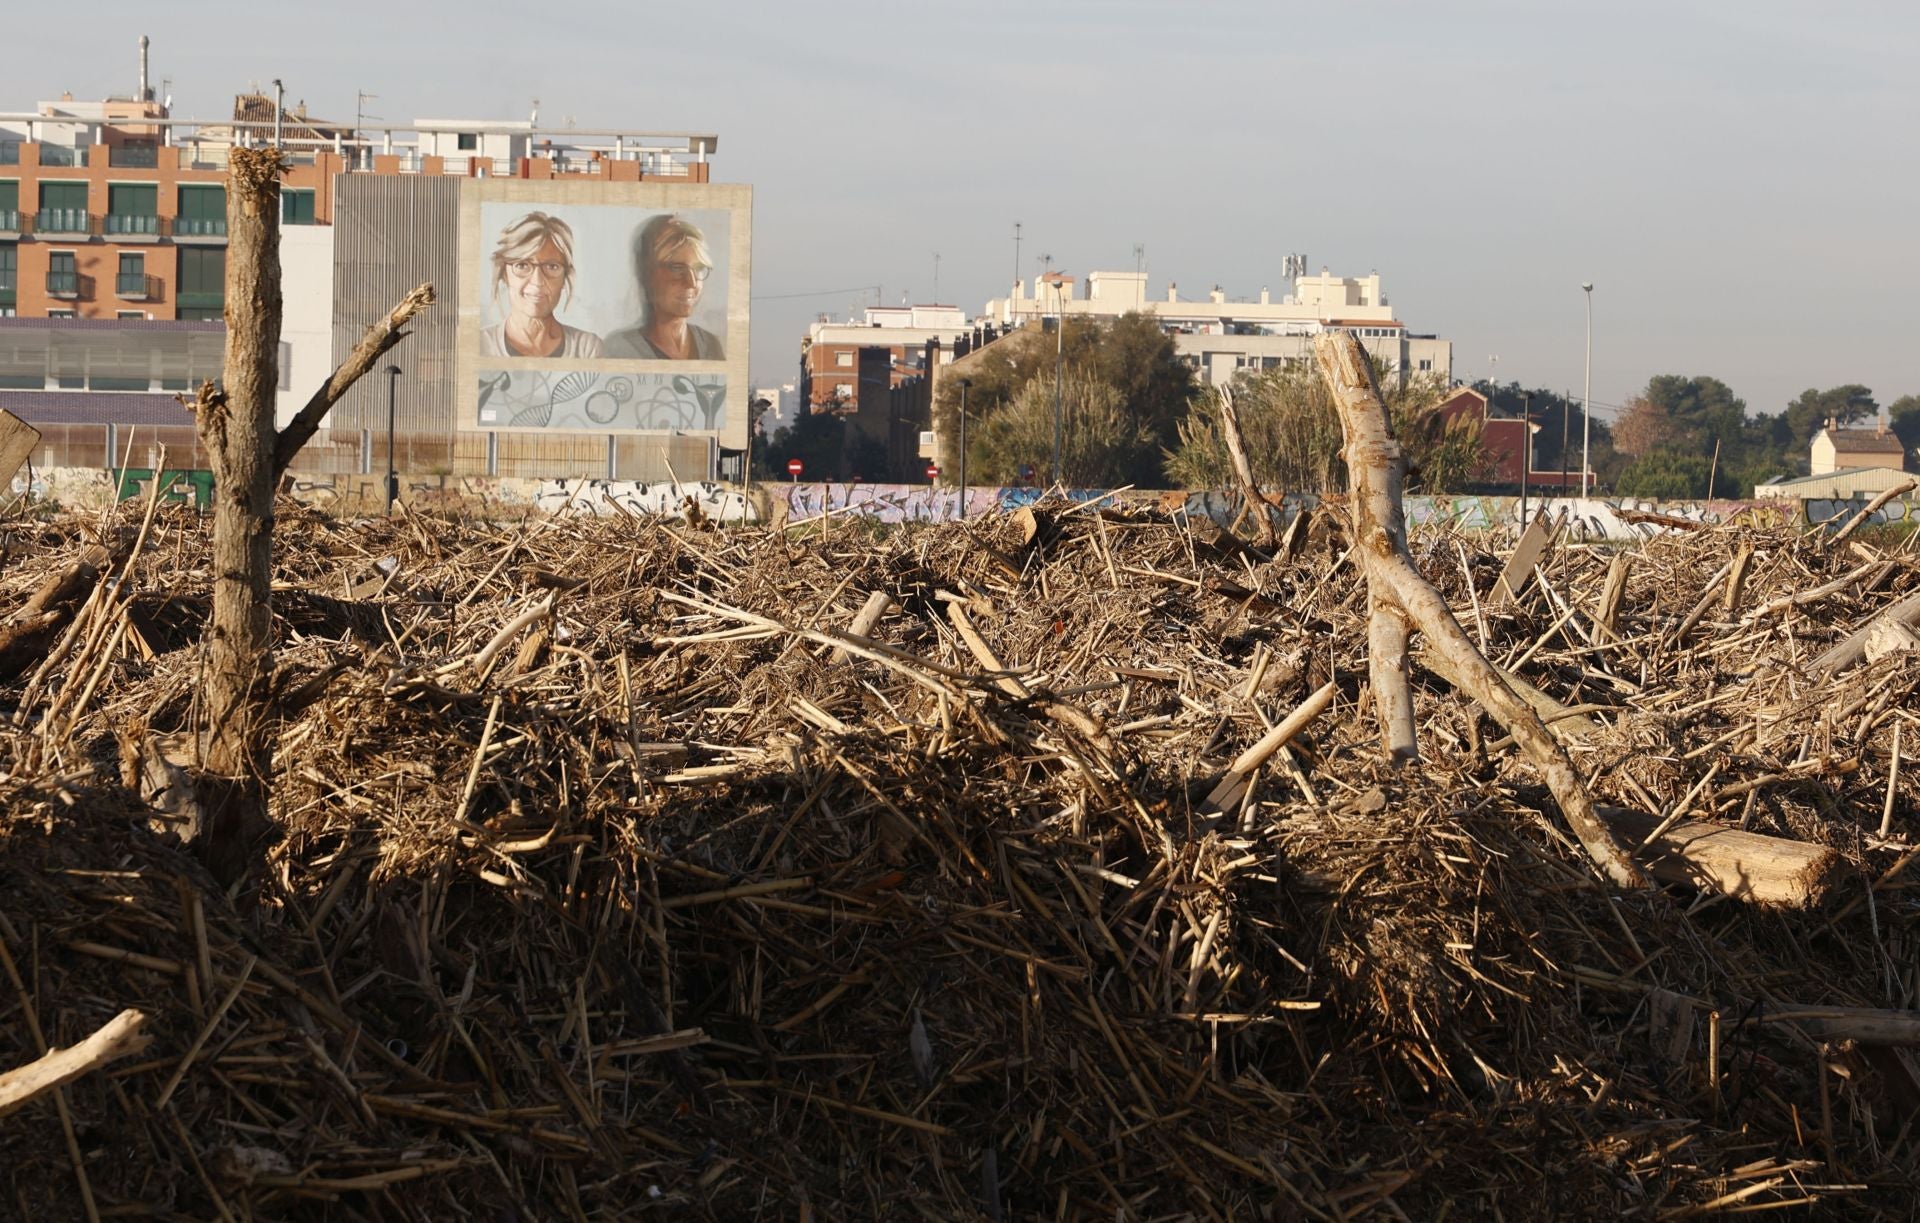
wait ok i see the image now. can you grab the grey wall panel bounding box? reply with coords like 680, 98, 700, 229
329, 175, 460, 442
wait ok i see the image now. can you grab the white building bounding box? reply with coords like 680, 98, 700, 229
982, 268, 1450, 386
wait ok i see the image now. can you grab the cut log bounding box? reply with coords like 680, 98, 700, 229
1315, 330, 1647, 889
0, 409, 41, 493
831, 591, 894, 665
0, 1008, 150, 1119
1811, 589, 1920, 678
1594, 553, 1632, 637
1595, 806, 1842, 908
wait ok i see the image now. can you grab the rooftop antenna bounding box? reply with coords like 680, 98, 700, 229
1012, 222, 1022, 295
1133, 242, 1145, 311
932, 251, 940, 305
138, 35, 151, 103
529, 97, 540, 128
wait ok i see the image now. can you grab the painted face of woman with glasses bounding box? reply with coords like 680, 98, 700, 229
603, 214, 726, 361
480, 212, 605, 359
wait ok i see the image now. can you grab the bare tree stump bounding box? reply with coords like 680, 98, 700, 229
1314, 330, 1647, 888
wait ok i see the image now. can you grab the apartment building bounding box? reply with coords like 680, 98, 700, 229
0, 45, 732, 480
982, 267, 1451, 387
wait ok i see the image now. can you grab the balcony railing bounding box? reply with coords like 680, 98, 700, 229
0, 210, 17, 233
0, 144, 17, 166
0, 270, 14, 294
45, 270, 80, 298
108, 144, 159, 169
115, 271, 158, 299
174, 217, 227, 238
104, 213, 160, 236
36, 208, 90, 234
38, 146, 87, 168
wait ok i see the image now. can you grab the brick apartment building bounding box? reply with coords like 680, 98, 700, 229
0, 42, 730, 481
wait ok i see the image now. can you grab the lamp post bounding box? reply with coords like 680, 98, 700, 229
1519, 391, 1534, 524
384, 364, 400, 517
957, 378, 970, 521
1581, 283, 1594, 498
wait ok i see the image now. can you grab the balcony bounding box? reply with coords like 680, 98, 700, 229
104, 213, 161, 239
0, 144, 17, 166
173, 217, 227, 240
36, 208, 91, 235
108, 144, 159, 169
115, 271, 159, 300
38, 146, 88, 168
46, 269, 83, 298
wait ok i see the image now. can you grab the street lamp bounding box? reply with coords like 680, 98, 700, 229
1581, 283, 1594, 498
956, 378, 971, 521
384, 364, 401, 516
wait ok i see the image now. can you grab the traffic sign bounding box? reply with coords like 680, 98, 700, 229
925, 464, 940, 480
786, 458, 803, 476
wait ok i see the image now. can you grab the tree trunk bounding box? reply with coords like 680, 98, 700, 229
1314, 329, 1648, 889
198, 147, 283, 783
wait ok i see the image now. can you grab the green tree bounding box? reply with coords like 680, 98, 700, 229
1615, 448, 1713, 500
968, 374, 1158, 488
1167, 362, 1484, 493
934, 313, 1194, 486
1889, 395, 1920, 454
1785, 384, 1877, 452
762, 408, 886, 483
1644, 375, 1747, 451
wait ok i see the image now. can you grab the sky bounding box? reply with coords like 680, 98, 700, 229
12, 0, 1918, 424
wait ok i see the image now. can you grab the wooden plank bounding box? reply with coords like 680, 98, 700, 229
0, 409, 41, 492
1492, 516, 1555, 605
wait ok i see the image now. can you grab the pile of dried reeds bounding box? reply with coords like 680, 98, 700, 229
2, 494, 1919, 1219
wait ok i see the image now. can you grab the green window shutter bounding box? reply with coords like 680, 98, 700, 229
0, 183, 16, 213
118, 252, 142, 277
107, 184, 157, 215
39, 182, 88, 211
177, 247, 226, 306
282, 189, 316, 225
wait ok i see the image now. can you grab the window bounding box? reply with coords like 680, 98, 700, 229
38, 181, 88, 233
457, 133, 478, 151
0, 181, 15, 226
0, 245, 13, 295
46, 250, 77, 297
834, 351, 853, 368
105, 183, 158, 234
1417, 359, 1432, 372
117, 252, 146, 297
176, 185, 226, 236
177, 307, 222, 322
47, 309, 75, 319
178, 247, 225, 311
116, 310, 146, 320
281, 188, 316, 225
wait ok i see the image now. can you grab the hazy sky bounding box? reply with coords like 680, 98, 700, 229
14, 1, 1917, 422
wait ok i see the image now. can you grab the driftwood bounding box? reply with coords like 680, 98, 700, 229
1213, 384, 1280, 550
0, 1008, 150, 1119
1315, 329, 1647, 888
1812, 588, 1920, 677
1596, 806, 1842, 908
1827, 479, 1916, 549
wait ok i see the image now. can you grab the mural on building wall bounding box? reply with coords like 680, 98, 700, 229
475, 369, 727, 432
456, 180, 752, 440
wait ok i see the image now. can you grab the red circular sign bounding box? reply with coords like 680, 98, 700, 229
925, 465, 940, 480
786, 459, 804, 475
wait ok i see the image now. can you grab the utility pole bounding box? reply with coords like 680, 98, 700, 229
384, 365, 400, 516
1582, 283, 1594, 498
1011, 223, 1022, 318
272, 79, 284, 150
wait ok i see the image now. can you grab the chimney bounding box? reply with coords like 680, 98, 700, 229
1259, 286, 1270, 305
1167, 282, 1178, 303
138, 35, 150, 103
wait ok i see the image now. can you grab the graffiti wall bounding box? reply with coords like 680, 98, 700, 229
14, 463, 1912, 539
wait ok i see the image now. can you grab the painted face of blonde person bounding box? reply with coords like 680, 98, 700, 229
504, 239, 568, 324
647, 240, 709, 322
